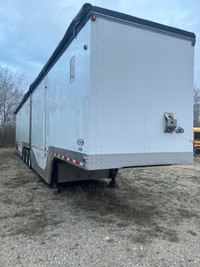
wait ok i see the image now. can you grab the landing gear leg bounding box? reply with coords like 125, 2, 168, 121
52, 187, 59, 195
109, 169, 118, 187
52, 161, 59, 194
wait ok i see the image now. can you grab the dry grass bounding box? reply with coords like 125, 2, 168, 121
76, 184, 110, 216
0, 147, 200, 246
0, 147, 15, 154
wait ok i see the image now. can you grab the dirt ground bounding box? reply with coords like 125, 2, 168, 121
0, 148, 200, 266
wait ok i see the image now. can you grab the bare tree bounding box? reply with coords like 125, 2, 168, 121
194, 86, 200, 127
0, 66, 24, 145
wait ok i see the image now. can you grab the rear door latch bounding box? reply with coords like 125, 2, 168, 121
164, 113, 177, 133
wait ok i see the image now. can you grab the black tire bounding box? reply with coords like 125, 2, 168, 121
28, 151, 32, 169
23, 149, 26, 163
194, 147, 200, 157
26, 150, 29, 165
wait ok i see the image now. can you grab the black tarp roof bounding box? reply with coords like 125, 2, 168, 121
15, 3, 196, 114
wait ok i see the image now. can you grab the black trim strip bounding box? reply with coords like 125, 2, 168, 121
14, 3, 195, 114
91, 6, 195, 40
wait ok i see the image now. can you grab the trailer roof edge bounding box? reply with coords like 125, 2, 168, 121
91, 6, 196, 41
14, 3, 195, 114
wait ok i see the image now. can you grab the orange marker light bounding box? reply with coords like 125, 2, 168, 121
91, 15, 96, 21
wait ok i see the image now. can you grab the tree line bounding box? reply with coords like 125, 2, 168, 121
194, 86, 200, 127
0, 65, 200, 147
0, 66, 24, 147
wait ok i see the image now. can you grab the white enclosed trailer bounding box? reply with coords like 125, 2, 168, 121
15, 4, 195, 186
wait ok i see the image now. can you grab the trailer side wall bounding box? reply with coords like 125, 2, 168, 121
16, 99, 30, 156
31, 20, 91, 173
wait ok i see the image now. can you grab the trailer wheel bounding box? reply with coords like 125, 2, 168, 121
28, 152, 32, 169
26, 150, 30, 165
23, 149, 26, 163
194, 147, 200, 157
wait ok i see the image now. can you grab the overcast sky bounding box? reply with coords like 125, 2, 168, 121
0, 0, 199, 90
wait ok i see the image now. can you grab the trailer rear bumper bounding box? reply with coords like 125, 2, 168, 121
84, 152, 193, 170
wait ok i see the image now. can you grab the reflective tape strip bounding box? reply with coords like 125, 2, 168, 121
32, 145, 83, 166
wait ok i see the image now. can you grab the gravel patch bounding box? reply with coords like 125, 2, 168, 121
0, 148, 200, 266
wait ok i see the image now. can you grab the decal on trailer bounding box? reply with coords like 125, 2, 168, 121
77, 139, 84, 146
